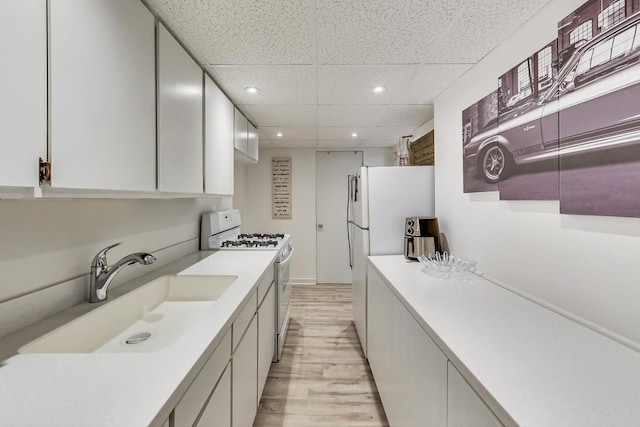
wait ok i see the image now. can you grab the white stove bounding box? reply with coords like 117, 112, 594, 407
201, 210, 293, 362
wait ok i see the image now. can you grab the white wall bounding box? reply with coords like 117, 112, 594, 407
233, 163, 249, 219
413, 118, 435, 141
239, 148, 394, 284
434, 0, 640, 348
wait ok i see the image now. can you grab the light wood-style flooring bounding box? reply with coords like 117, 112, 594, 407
254, 284, 389, 427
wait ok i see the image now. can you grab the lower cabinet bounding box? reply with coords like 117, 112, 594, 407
367, 266, 447, 427
447, 362, 503, 427
173, 330, 231, 427
232, 316, 258, 427
257, 280, 276, 400
171, 272, 276, 427
196, 364, 231, 427
367, 265, 505, 427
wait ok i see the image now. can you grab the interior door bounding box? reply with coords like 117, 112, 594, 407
316, 151, 363, 284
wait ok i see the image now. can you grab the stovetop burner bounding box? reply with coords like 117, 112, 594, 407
221, 239, 280, 248
238, 233, 285, 240
202, 211, 290, 251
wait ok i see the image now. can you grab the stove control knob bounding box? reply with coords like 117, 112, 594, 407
407, 219, 414, 227
407, 228, 414, 235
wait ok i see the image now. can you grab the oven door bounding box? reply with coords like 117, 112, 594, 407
275, 243, 294, 361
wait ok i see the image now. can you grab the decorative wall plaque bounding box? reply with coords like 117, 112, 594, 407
272, 157, 292, 219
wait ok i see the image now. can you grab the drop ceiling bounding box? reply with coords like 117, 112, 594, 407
143, 0, 553, 149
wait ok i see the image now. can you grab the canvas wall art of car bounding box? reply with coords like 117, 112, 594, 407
462, 0, 640, 218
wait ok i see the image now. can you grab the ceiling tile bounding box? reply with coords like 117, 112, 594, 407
212, 66, 316, 105
258, 140, 276, 148
424, 0, 554, 63
318, 66, 417, 105
378, 105, 434, 126
317, 105, 387, 127
259, 126, 317, 140
393, 64, 473, 104
318, 127, 371, 141
318, 125, 414, 141
316, 0, 464, 64
244, 105, 317, 127
316, 140, 363, 148
144, 0, 314, 64
271, 139, 317, 148
257, 128, 270, 140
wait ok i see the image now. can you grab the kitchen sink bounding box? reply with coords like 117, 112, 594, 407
19, 275, 238, 354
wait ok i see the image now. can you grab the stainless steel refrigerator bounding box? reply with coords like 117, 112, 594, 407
347, 166, 435, 357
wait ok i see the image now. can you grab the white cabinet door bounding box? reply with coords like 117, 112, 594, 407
157, 24, 203, 194
49, 0, 155, 191
448, 362, 503, 427
0, 0, 46, 188
398, 296, 447, 426
204, 76, 234, 195
367, 267, 393, 410
234, 108, 248, 153
197, 364, 231, 427
247, 122, 259, 162
174, 331, 231, 427
257, 281, 275, 401
232, 315, 258, 427
351, 224, 367, 356
367, 265, 447, 427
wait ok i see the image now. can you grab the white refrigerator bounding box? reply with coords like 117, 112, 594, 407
348, 166, 435, 357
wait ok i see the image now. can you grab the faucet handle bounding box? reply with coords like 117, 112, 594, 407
93, 242, 123, 270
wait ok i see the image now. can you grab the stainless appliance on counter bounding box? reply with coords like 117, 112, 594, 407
404, 217, 440, 260
347, 166, 435, 357
201, 210, 293, 362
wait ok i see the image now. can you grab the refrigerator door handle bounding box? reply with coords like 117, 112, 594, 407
347, 175, 354, 269
353, 174, 358, 202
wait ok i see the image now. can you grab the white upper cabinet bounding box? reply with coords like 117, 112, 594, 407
204, 76, 234, 195
49, 0, 156, 192
234, 108, 248, 154
157, 24, 203, 194
247, 122, 259, 162
0, 0, 46, 188
234, 108, 258, 163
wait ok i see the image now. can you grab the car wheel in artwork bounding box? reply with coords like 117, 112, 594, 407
480, 145, 510, 183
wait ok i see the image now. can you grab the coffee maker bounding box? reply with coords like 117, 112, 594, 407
404, 217, 441, 260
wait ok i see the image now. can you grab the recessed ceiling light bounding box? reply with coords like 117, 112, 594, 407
351, 133, 358, 138
244, 86, 260, 94
372, 85, 386, 93
276, 132, 283, 138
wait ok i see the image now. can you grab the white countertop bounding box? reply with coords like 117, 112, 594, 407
0, 250, 277, 427
368, 255, 640, 427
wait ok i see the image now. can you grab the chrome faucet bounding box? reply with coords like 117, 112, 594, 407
89, 243, 156, 303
